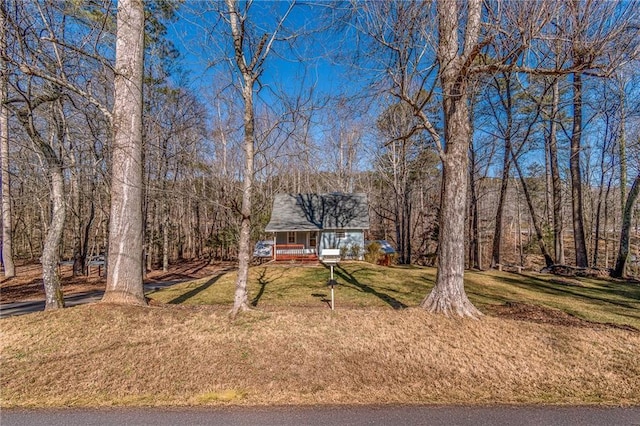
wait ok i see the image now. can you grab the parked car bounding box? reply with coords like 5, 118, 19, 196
253, 240, 274, 258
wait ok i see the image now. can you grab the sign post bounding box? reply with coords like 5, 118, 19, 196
321, 249, 341, 310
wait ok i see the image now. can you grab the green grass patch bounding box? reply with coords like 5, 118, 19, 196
148, 262, 640, 329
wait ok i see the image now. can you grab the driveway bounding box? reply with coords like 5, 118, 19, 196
0, 281, 185, 319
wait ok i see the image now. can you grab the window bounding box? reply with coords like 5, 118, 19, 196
335, 231, 345, 239
287, 232, 296, 244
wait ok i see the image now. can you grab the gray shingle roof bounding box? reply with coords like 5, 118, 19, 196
265, 193, 370, 232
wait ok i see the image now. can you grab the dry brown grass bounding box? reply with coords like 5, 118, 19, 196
2, 303, 639, 408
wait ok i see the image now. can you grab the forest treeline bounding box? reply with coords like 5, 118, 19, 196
1, 0, 638, 316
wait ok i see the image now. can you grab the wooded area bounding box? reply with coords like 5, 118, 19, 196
0, 0, 638, 317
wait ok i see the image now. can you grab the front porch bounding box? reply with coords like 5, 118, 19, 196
272, 231, 319, 262
273, 244, 318, 262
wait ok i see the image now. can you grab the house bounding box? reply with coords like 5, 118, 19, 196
264, 193, 370, 261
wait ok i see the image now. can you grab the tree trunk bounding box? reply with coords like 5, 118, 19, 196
102, 0, 146, 306
611, 171, 640, 278
548, 78, 565, 264
15, 105, 66, 309
570, 72, 588, 267
468, 145, 481, 270
42, 164, 66, 310
618, 86, 627, 210
232, 81, 254, 316
0, 4, 15, 278
592, 133, 613, 267
420, 0, 481, 318
511, 150, 554, 267
490, 76, 513, 269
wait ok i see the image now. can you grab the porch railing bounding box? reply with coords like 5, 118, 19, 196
274, 244, 317, 260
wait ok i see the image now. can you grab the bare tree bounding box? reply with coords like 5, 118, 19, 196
0, 3, 14, 277
11, 94, 67, 309
417, 0, 485, 317
102, 0, 146, 305
215, 0, 296, 317
612, 169, 640, 278
546, 77, 565, 265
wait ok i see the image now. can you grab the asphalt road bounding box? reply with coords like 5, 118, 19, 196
2, 405, 640, 426
0, 280, 184, 318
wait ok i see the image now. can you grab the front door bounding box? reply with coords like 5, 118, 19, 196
309, 232, 317, 253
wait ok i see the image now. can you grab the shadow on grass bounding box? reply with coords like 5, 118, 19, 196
497, 274, 640, 312
251, 268, 269, 307
251, 267, 285, 307
311, 292, 331, 308
334, 264, 407, 309
167, 271, 229, 304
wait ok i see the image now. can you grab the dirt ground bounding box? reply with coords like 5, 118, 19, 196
0, 260, 232, 303
484, 301, 637, 331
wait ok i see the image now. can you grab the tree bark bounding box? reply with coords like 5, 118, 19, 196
232, 80, 254, 316
611, 171, 640, 278
227, 0, 256, 316
570, 72, 589, 267
15, 102, 66, 309
0, 4, 15, 278
42, 162, 66, 310
548, 78, 565, 265
421, 0, 482, 318
102, 0, 146, 306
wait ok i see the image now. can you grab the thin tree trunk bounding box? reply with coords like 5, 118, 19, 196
548, 78, 565, 264
0, 4, 15, 278
491, 75, 513, 269
468, 155, 481, 269
15, 103, 66, 309
611, 171, 640, 278
515, 181, 523, 266
511, 148, 554, 267
570, 72, 588, 267
618, 86, 627, 210
102, 0, 146, 306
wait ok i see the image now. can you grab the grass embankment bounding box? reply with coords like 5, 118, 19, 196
1, 263, 639, 407
148, 263, 640, 329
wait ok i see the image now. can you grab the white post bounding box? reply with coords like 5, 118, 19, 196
331, 287, 335, 310
330, 264, 335, 310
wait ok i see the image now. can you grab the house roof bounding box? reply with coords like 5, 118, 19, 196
265, 193, 370, 232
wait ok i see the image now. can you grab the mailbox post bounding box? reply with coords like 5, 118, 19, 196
321, 249, 341, 310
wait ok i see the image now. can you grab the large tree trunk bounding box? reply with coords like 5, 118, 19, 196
42, 164, 66, 310
548, 78, 565, 264
0, 4, 15, 278
570, 72, 589, 267
231, 81, 254, 316
102, 0, 146, 306
420, 0, 482, 318
611, 171, 640, 278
